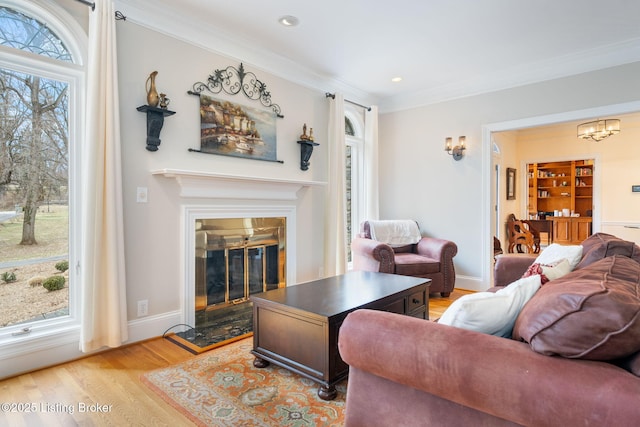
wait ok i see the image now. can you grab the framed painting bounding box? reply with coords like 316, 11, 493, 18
506, 168, 516, 200
198, 94, 278, 162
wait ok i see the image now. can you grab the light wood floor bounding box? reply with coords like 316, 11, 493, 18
0, 289, 471, 426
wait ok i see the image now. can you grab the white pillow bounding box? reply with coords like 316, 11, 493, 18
534, 243, 583, 270
540, 258, 572, 281
438, 275, 542, 337
522, 258, 573, 284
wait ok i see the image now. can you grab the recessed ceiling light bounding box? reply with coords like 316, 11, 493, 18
278, 15, 299, 27
391, 77, 403, 83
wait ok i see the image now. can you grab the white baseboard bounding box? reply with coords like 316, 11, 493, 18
126, 310, 183, 344
454, 275, 486, 292
0, 309, 183, 380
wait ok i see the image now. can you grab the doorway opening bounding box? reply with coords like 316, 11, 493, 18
483, 100, 640, 288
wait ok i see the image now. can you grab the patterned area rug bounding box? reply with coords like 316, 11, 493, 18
141, 338, 346, 426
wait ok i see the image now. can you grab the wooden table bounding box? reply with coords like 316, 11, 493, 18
527, 219, 553, 245
250, 271, 430, 400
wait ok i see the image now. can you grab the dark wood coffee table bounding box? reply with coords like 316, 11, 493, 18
250, 271, 430, 400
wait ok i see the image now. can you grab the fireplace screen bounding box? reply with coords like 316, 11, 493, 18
195, 217, 285, 311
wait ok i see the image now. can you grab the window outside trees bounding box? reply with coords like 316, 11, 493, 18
345, 109, 364, 264
0, 5, 74, 331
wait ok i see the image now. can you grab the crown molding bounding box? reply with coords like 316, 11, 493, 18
115, 1, 640, 114
379, 38, 640, 113
114, 0, 377, 106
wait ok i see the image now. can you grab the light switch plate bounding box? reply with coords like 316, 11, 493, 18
136, 187, 148, 203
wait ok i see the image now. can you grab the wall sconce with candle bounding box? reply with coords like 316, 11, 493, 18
137, 71, 175, 151
297, 123, 318, 170
445, 136, 466, 160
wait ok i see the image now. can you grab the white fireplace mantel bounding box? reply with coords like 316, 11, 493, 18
152, 168, 326, 200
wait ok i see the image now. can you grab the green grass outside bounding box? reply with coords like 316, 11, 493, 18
0, 205, 69, 263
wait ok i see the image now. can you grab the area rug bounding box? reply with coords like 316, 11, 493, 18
141, 338, 346, 426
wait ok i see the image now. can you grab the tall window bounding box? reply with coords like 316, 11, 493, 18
345, 107, 365, 264
0, 2, 82, 340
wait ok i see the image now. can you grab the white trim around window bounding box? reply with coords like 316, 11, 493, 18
0, 0, 86, 377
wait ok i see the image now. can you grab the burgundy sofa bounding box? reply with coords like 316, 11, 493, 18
338, 233, 640, 426
351, 221, 457, 296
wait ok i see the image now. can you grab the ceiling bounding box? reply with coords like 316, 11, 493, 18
118, 0, 640, 112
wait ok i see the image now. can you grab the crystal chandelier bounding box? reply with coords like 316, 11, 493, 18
577, 119, 620, 142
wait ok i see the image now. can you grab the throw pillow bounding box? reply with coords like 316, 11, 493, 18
439, 275, 541, 338
534, 243, 583, 270
575, 232, 640, 270
522, 258, 572, 284
513, 255, 640, 360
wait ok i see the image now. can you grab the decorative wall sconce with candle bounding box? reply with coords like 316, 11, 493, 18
136, 71, 175, 151
445, 136, 466, 160
298, 123, 318, 170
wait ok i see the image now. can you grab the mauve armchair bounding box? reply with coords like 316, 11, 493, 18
351, 221, 458, 297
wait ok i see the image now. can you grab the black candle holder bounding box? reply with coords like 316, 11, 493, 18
298, 140, 319, 171
136, 105, 176, 151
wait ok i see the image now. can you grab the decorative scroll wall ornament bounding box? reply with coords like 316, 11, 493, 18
188, 63, 283, 118
187, 63, 284, 163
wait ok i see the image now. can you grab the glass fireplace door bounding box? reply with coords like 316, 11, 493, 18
227, 248, 245, 302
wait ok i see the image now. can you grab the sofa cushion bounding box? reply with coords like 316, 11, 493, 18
394, 253, 440, 275
513, 255, 640, 360
391, 244, 416, 254
575, 232, 640, 270
534, 243, 583, 270
438, 274, 541, 337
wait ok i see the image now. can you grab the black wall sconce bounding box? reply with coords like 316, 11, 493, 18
137, 71, 175, 151
298, 140, 319, 170
445, 136, 466, 160
136, 104, 175, 151
297, 123, 318, 170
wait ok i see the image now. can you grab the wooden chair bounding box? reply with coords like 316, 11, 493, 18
507, 214, 541, 254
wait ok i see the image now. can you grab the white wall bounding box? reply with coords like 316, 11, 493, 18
379, 62, 640, 291
2, 12, 335, 379
116, 22, 329, 322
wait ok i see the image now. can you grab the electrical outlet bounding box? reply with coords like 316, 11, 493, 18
137, 299, 148, 317
136, 187, 148, 203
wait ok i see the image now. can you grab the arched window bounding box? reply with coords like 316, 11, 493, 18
345, 107, 365, 264
0, 6, 72, 60
0, 1, 84, 346
345, 116, 355, 136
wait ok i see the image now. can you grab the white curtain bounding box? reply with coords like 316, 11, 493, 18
80, 0, 128, 352
364, 105, 380, 220
325, 94, 348, 276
